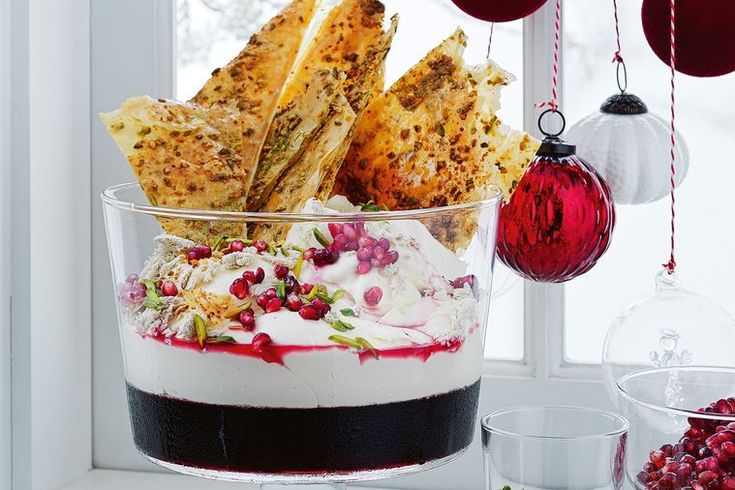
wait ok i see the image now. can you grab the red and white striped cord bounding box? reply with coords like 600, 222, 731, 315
664, 0, 677, 274
536, 0, 561, 112
612, 0, 623, 62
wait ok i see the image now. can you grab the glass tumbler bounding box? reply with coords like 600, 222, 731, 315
481, 406, 629, 490
618, 366, 735, 489
102, 182, 501, 484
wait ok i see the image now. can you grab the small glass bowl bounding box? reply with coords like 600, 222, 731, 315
481, 406, 629, 489
617, 366, 735, 489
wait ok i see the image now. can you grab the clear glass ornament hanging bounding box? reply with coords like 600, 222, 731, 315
602, 269, 735, 405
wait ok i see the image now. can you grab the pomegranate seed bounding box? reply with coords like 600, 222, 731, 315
699, 471, 719, 484
354, 222, 366, 236
662, 461, 679, 473
229, 278, 250, 299
651, 450, 667, 469
301, 283, 314, 294
252, 332, 271, 352
659, 472, 678, 487
637, 471, 652, 484
256, 294, 269, 310
344, 241, 359, 251
274, 263, 289, 279
265, 288, 278, 299
265, 297, 282, 313
254, 267, 265, 284
311, 298, 330, 315
239, 311, 256, 331
298, 304, 321, 320
370, 257, 380, 267
312, 247, 339, 266
386, 250, 399, 264
359, 236, 377, 248
253, 240, 268, 252
372, 246, 384, 260
723, 477, 735, 490
328, 223, 343, 238
160, 280, 178, 296
378, 237, 390, 251
692, 482, 706, 490
284, 275, 300, 294
364, 286, 383, 306
722, 441, 735, 457
126, 273, 140, 284
332, 234, 348, 251
303, 247, 316, 261
285, 294, 302, 311
357, 261, 372, 274
229, 240, 246, 252
243, 270, 256, 284
187, 243, 212, 261
356, 247, 373, 261
342, 223, 357, 241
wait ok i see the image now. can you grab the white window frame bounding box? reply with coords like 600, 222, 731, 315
5, 1, 611, 489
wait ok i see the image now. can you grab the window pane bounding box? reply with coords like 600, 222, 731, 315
175, 0, 525, 361
563, 0, 735, 363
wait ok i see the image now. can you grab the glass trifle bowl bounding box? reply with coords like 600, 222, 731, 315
101, 182, 501, 484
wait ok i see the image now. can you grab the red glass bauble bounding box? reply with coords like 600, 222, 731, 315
450, 0, 548, 23
642, 0, 735, 77
497, 138, 616, 283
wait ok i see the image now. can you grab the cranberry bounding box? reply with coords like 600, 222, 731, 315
364, 286, 383, 306
298, 304, 321, 320
285, 294, 302, 312
187, 243, 212, 261
229, 278, 250, 299
252, 332, 272, 352
328, 223, 343, 238
239, 310, 256, 330
301, 283, 314, 294
274, 263, 289, 279
357, 261, 372, 274
229, 240, 246, 253
312, 246, 339, 266
160, 280, 178, 296
311, 297, 330, 315
253, 240, 268, 252
265, 297, 282, 313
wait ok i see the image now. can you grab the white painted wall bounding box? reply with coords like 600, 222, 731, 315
10, 0, 92, 488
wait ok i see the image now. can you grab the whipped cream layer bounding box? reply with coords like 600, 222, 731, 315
120, 197, 487, 407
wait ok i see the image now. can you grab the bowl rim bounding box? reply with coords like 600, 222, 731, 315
101, 182, 503, 223
616, 366, 735, 421
480, 405, 630, 441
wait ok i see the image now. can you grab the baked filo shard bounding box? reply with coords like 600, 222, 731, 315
191, 0, 317, 199
100, 96, 247, 243
247, 0, 393, 210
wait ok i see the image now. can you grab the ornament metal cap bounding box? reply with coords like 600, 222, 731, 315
537, 109, 576, 157
601, 93, 649, 115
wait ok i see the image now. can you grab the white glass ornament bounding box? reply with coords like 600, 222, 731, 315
566, 93, 689, 205
602, 269, 735, 405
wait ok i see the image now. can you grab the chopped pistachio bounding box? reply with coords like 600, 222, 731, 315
276, 280, 287, 300
330, 320, 355, 332
206, 336, 236, 344
212, 235, 229, 252
331, 289, 345, 302
356, 337, 379, 359
339, 308, 356, 317
313, 228, 330, 247
194, 314, 207, 349
328, 335, 362, 349
267, 242, 277, 255
294, 252, 304, 279
315, 292, 334, 304
141, 279, 164, 310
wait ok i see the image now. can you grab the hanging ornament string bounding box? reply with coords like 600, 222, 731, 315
611, 0, 628, 92
535, 0, 561, 112
664, 0, 677, 274
486, 22, 495, 59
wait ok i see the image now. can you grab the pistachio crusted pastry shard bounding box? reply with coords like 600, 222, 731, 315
247, 0, 392, 211
190, 0, 317, 199
334, 29, 540, 209
252, 92, 357, 242
100, 96, 247, 243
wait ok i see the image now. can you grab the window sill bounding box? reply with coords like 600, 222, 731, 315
61, 469, 382, 490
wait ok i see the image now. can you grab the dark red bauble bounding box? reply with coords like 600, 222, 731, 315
450, 0, 548, 23
497, 140, 616, 283
642, 0, 735, 77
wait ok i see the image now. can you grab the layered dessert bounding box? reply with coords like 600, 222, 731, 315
119, 197, 484, 474
102, 0, 538, 480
